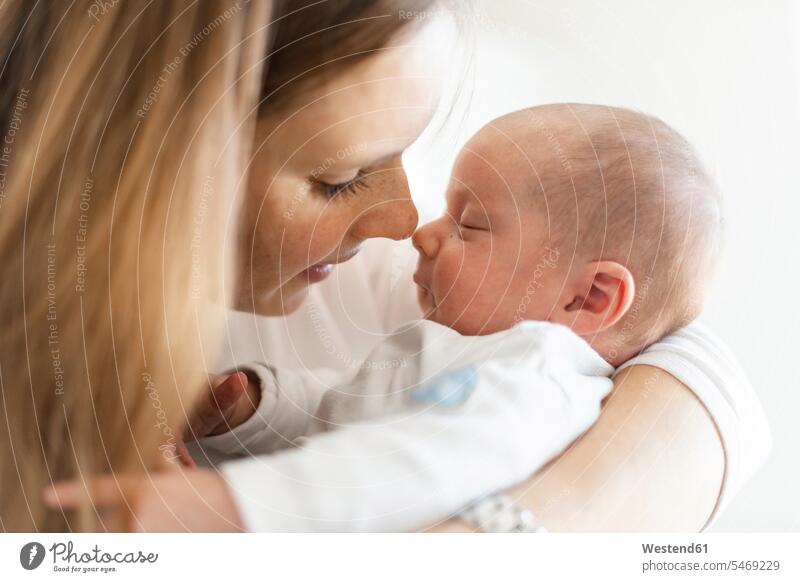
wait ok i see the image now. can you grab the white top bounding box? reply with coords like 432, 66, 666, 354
616, 323, 772, 519
203, 238, 771, 529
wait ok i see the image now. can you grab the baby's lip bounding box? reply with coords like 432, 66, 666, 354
412, 272, 429, 291
413, 272, 437, 312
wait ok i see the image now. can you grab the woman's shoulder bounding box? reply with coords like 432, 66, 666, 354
616, 321, 766, 424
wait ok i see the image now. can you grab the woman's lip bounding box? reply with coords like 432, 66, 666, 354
302, 249, 361, 284
303, 263, 335, 283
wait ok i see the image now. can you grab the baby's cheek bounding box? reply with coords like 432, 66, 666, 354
439, 241, 472, 283
450, 264, 488, 311
504, 264, 561, 322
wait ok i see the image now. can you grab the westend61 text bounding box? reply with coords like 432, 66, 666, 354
642, 543, 708, 554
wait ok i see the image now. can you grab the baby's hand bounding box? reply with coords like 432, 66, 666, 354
177, 372, 261, 464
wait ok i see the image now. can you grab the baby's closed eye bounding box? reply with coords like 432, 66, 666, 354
458, 210, 490, 232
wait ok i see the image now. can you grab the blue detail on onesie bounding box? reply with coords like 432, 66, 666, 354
411, 366, 478, 408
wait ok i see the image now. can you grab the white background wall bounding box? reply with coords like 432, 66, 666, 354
406, 0, 800, 531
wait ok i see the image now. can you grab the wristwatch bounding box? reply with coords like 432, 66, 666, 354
460, 494, 548, 533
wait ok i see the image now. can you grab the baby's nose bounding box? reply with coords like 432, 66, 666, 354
412, 222, 440, 258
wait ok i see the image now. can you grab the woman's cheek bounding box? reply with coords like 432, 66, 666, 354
298, 204, 353, 263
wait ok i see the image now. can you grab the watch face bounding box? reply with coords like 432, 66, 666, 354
461, 494, 547, 533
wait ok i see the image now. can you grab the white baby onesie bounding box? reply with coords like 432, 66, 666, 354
199, 319, 613, 532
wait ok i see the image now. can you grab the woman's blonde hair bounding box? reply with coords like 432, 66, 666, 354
0, 0, 444, 532
0, 0, 267, 531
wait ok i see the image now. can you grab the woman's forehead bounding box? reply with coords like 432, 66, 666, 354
260, 19, 453, 167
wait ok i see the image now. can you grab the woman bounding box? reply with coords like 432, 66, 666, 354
0, 0, 767, 531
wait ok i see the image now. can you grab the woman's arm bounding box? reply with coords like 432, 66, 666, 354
427, 365, 725, 532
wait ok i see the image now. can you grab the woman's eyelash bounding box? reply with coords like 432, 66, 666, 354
312, 170, 368, 199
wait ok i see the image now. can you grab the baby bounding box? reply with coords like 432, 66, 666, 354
412, 102, 721, 365
296, 103, 720, 443
200, 104, 722, 532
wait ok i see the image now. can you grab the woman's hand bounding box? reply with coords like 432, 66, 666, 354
43, 468, 246, 532
42, 372, 261, 531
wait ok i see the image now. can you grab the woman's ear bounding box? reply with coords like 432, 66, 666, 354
554, 261, 635, 336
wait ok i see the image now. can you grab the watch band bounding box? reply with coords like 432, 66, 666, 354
460, 494, 548, 533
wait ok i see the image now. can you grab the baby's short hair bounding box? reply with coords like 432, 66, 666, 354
503, 104, 722, 351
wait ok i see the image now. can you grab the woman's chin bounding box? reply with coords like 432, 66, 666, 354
232, 284, 309, 316
278, 290, 309, 315
268, 286, 309, 316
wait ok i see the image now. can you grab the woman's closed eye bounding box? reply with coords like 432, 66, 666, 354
312, 170, 369, 200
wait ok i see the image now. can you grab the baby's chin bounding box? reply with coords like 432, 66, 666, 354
419, 301, 471, 335
421, 308, 455, 331
415, 285, 435, 315
416, 286, 491, 335
420, 300, 512, 336
416, 291, 448, 327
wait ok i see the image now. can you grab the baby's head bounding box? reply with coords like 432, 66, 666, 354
412, 104, 722, 365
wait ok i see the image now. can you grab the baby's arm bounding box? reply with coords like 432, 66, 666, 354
200, 319, 606, 454
197, 364, 348, 457
217, 321, 614, 532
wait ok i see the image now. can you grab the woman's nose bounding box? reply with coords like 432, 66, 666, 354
412, 221, 440, 258
352, 161, 419, 241
354, 197, 419, 241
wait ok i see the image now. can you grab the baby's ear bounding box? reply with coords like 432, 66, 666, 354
553, 261, 635, 336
